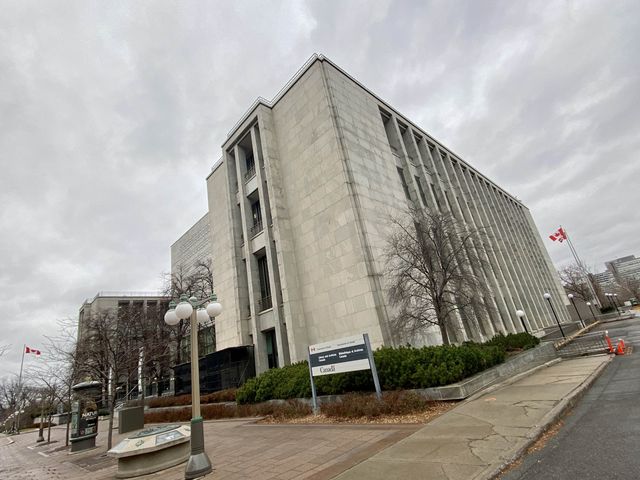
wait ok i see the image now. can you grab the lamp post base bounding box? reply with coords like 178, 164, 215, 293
185, 417, 212, 480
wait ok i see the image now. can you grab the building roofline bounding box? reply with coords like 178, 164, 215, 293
170, 212, 210, 249
82, 291, 169, 307
214, 53, 526, 206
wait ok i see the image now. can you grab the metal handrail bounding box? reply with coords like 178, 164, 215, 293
250, 220, 263, 237
258, 296, 272, 312
244, 166, 256, 181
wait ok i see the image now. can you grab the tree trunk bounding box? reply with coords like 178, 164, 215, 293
65, 386, 72, 446
47, 413, 52, 443
107, 398, 115, 450
439, 323, 450, 345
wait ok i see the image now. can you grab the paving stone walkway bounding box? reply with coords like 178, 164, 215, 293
333, 355, 611, 480
1, 417, 420, 480
1, 355, 610, 480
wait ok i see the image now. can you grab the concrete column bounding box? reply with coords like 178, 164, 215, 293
477, 180, 540, 332
455, 166, 518, 334
442, 155, 511, 336
251, 125, 291, 367
485, 189, 545, 330
520, 208, 572, 323
500, 197, 552, 329
463, 171, 523, 333
431, 148, 498, 340
388, 115, 467, 343
234, 142, 267, 373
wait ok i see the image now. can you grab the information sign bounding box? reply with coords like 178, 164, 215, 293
307, 333, 382, 412
308, 335, 370, 376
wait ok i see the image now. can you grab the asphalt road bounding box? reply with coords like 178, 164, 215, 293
502, 315, 640, 480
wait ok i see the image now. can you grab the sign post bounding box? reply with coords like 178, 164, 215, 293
363, 333, 382, 400
307, 351, 319, 414
307, 333, 382, 412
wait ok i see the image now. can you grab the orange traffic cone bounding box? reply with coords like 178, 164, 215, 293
616, 339, 626, 355
605, 332, 614, 354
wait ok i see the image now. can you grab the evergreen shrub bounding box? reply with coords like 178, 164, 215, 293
483, 332, 540, 351
236, 343, 507, 404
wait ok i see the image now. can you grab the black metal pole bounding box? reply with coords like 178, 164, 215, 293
588, 304, 596, 322
547, 297, 565, 339
519, 316, 529, 334
613, 296, 621, 314
571, 298, 585, 328
608, 295, 620, 315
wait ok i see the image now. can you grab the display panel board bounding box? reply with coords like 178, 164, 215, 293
307, 333, 381, 412
308, 335, 370, 376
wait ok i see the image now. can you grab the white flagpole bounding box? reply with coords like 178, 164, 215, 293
14, 345, 26, 433
562, 226, 599, 303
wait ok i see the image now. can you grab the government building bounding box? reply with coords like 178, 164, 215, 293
199, 54, 570, 373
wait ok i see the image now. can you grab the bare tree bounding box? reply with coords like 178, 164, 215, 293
385, 209, 491, 345
616, 276, 640, 303
559, 263, 593, 301
0, 376, 36, 431
75, 311, 140, 449
76, 306, 174, 449
36, 319, 82, 446
163, 260, 216, 364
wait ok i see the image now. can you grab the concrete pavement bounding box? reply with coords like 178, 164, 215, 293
1, 354, 612, 480
0, 416, 421, 480
501, 317, 640, 479
333, 355, 611, 480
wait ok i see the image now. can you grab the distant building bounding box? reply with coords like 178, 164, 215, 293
77, 292, 172, 396
203, 54, 570, 373
595, 255, 640, 294
78, 291, 170, 341
171, 213, 212, 278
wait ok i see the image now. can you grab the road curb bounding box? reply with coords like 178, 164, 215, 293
476, 354, 613, 480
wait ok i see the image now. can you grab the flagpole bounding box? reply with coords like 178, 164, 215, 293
562, 226, 599, 304
14, 344, 25, 433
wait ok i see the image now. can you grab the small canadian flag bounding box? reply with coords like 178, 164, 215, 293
549, 227, 567, 243
25, 346, 41, 355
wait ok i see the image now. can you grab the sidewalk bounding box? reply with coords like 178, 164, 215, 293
333, 355, 611, 480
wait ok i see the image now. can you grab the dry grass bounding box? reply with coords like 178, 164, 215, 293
146, 389, 237, 409
145, 391, 456, 426
260, 400, 454, 425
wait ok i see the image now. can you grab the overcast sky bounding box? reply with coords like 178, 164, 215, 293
1, 0, 638, 378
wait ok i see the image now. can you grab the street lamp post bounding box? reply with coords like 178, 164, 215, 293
543, 293, 565, 339
567, 294, 585, 329
515, 310, 529, 334
165, 293, 222, 480
36, 397, 45, 443
606, 293, 619, 315
586, 302, 597, 322
614, 294, 621, 313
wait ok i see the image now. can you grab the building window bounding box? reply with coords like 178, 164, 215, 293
198, 324, 216, 356
250, 200, 263, 236
396, 167, 411, 200
244, 152, 256, 180
265, 329, 278, 369
430, 184, 442, 211
415, 176, 428, 206
258, 256, 272, 311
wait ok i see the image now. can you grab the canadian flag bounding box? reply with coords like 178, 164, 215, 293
549, 227, 567, 243
25, 346, 41, 356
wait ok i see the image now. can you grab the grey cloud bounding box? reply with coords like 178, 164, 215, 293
1, 0, 638, 376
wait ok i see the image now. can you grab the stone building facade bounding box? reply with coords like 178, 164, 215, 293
171, 213, 212, 277
594, 254, 640, 295
205, 55, 570, 373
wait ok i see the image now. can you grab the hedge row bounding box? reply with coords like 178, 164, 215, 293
146, 389, 236, 408
482, 332, 540, 351
236, 341, 508, 404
